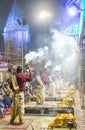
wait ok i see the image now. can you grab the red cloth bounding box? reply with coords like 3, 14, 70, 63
10, 73, 32, 91
40, 71, 48, 85
16, 73, 32, 91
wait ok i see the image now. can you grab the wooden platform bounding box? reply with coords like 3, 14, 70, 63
25, 101, 74, 116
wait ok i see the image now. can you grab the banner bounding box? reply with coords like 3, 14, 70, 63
0, 63, 8, 71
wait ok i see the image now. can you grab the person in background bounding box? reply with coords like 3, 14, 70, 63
0, 92, 6, 117
3, 91, 12, 109
10, 66, 33, 125
35, 75, 45, 105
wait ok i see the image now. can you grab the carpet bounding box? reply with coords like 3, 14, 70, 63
2, 119, 33, 130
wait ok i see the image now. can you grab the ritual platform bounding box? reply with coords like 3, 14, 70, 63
25, 101, 74, 116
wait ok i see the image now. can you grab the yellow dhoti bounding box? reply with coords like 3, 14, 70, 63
10, 91, 24, 122
36, 85, 45, 104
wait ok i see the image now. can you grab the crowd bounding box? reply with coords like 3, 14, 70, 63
0, 81, 12, 117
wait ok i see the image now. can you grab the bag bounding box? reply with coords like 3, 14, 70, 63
12, 75, 19, 92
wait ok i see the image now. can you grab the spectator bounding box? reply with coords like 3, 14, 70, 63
3, 92, 12, 108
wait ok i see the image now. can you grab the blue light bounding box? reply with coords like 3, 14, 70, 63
66, 0, 81, 16
68, 6, 78, 16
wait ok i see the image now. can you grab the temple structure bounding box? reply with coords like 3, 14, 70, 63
3, 0, 30, 64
